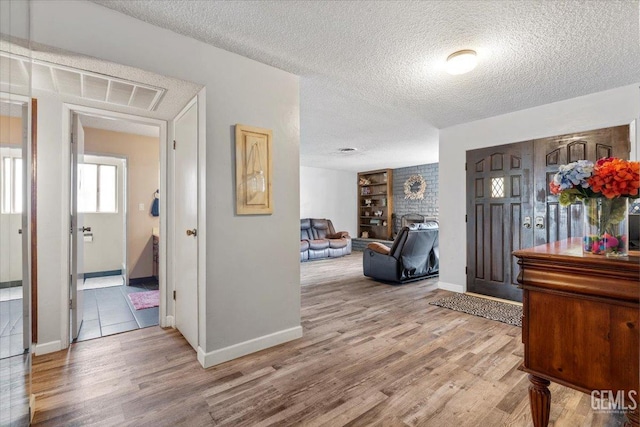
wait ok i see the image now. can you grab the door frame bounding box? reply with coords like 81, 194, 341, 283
60, 104, 169, 348
0, 92, 32, 351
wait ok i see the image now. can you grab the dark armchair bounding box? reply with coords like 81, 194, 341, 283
363, 222, 439, 283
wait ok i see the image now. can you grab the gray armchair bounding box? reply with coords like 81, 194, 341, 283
363, 222, 439, 283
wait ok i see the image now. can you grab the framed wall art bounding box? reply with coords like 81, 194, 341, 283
235, 124, 273, 215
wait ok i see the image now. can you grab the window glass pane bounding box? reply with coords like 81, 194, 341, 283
491, 177, 505, 198
98, 165, 116, 213
13, 158, 22, 213
2, 158, 10, 213
78, 163, 97, 213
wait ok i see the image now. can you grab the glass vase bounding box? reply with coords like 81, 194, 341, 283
583, 198, 629, 257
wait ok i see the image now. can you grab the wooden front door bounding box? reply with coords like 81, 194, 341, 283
532, 125, 630, 246
466, 141, 534, 302
466, 125, 630, 302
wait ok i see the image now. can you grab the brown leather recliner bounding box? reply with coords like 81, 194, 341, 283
300, 218, 351, 261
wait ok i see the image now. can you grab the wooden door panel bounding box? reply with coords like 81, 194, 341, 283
467, 141, 534, 301
467, 125, 629, 302
489, 203, 504, 282
533, 125, 630, 246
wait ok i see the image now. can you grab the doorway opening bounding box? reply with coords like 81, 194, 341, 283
69, 111, 163, 343
0, 97, 30, 361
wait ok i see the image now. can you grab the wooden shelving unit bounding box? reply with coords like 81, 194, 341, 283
357, 169, 393, 240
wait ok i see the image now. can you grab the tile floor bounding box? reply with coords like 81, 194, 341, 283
0, 297, 25, 359
77, 281, 159, 342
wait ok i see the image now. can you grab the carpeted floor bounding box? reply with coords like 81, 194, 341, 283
429, 293, 522, 327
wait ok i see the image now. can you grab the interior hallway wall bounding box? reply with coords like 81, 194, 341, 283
30, 0, 301, 364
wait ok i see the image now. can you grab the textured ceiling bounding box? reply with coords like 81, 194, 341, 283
93, 1, 640, 170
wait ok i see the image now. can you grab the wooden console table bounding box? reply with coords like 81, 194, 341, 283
514, 238, 639, 427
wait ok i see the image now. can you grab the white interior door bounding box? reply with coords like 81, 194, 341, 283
173, 101, 199, 350
70, 113, 85, 341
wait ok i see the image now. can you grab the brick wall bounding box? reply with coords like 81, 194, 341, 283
392, 163, 439, 234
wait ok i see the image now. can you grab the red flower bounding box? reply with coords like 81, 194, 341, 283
587, 158, 640, 199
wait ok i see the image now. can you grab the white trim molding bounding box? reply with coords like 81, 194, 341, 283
163, 315, 175, 328
438, 281, 464, 293
34, 340, 62, 356
197, 326, 303, 369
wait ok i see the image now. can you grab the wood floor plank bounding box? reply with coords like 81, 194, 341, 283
30, 253, 624, 426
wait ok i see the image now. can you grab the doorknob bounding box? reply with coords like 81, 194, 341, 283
18, 229, 22, 234
523, 217, 532, 229
81, 226, 92, 233
535, 217, 545, 229
186, 228, 197, 237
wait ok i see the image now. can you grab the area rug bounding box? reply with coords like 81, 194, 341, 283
429, 293, 522, 327
128, 290, 160, 310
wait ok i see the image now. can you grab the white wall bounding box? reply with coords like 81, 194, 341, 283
300, 166, 357, 236
32, 90, 65, 351
439, 84, 640, 293
82, 155, 125, 274
30, 0, 301, 363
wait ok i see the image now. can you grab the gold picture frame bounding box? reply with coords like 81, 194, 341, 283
235, 124, 273, 215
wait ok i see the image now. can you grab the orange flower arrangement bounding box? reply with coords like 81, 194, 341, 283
587, 158, 640, 199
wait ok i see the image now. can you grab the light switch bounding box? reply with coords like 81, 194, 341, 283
139, 203, 145, 211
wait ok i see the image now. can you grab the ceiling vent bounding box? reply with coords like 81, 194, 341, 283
0, 52, 166, 111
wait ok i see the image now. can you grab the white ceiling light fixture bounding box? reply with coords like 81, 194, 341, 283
445, 49, 478, 75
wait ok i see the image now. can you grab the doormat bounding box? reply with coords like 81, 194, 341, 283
429, 293, 522, 327
128, 290, 160, 310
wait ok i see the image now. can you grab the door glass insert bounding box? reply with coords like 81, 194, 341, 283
491, 177, 505, 198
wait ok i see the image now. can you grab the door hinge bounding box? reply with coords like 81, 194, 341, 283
173, 290, 176, 300
465, 266, 468, 275
465, 162, 467, 171
71, 132, 75, 143
465, 214, 468, 223
69, 298, 73, 309
70, 216, 73, 234
173, 140, 176, 150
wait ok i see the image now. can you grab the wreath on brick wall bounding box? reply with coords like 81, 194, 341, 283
404, 174, 426, 200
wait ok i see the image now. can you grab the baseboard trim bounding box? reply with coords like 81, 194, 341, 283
34, 340, 62, 355
84, 269, 121, 279
438, 281, 464, 293
198, 326, 303, 368
0, 280, 22, 289
162, 315, 175, 328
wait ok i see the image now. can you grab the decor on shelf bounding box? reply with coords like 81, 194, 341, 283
358, 169, 393, 240
550, 158, 640, 256
235, 124, 273, 215
361, 231, 369, 238
404, 174, 426, 200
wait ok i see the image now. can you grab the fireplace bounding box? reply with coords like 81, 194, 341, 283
394, 213, 438, 238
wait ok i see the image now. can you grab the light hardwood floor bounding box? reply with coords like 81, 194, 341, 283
31, 253, 622, 426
